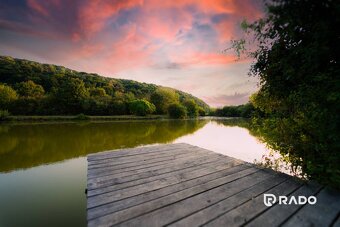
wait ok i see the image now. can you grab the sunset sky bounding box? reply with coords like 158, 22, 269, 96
0, 0, 264, 107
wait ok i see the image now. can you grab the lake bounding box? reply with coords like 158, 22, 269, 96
0, 118, 274, 227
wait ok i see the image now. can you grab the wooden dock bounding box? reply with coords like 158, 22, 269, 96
86, 143, 340, 227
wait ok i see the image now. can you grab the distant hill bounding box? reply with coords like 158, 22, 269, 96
0, 56, 209, 115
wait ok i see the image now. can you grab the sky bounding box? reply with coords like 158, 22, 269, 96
0, 0, 264, 107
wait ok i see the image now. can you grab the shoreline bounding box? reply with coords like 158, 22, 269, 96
0, 115, 238, 123
2, 115, 167, 122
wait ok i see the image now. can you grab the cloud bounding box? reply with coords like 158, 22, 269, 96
0, 0, 263, 105
204, 92, 251, 107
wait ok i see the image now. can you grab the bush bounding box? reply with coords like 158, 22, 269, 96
0, 84, 17, 108
183, 99, 199, 117
151, 88, 179, 114
0, 109, 10, 120
168, 103, 187, 119
74, 113, 90, 120
198, 107, 206, 116
129, 99, 156, 116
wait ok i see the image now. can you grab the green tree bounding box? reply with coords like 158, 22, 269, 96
151, 88, 179, 114
89, 87, 107, 97
183, 99, 199, 117
129, 99, 156, 116
198, 107, 206, 116
56, 78, 89, 114
16, 80, 45, 98
244, 0, 340, 187
168, 103, 187, 119
0, 84, 17, 108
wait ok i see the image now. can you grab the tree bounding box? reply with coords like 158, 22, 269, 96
129, 99, 156, 116
89, 87, 107, 97
198, 107, 206, 116
56, 77, 89, 113
151, 88, 179, 114
16, 80, 45, 98
244, 0, 340, 187
0, 84, 17, 108
183, 99, 199, 117
168, 103, 187, 119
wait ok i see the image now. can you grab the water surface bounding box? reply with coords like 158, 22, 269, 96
0, 119, 272, 227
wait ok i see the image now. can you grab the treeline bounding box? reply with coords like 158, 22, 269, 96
211, 103, 255, 118
241, 0, 340, 188
0, 56, 209, 118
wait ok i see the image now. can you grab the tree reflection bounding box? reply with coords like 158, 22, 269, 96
0, 120, 207, 172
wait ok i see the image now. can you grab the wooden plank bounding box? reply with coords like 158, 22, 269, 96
87, 144, 340, 226
88, 143, 190, 160
333, 214, 340, 227
88, 147, 210, 170
88, 145, 204, 166
88, 152, 220, 183
246, 182, 321, 227
88, 164, 251, 220
204, 178, 302, 227
87, 151, 217, 179
87, 155, 233, 194
88, 168, 264, 227
88, 152, 228, 188
168, 174, 289, 227
282, 188, 340, 227
87, 158, 243, 202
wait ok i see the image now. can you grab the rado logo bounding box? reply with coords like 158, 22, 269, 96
263, 194, 317, 207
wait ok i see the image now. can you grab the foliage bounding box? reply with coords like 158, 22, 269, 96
151, 88, 179, 114
74, 113, 90, 120
198, 107, 206, 116
213, 103, 255, 118
89, 87, 107, 97
243, 0, 340, 187
0, 110, 10, 120
0, 56, 210, 116
16, 80, 45, 98
129, 99, 156, 116
0, 84, 18, 109
183, 99, 199, 117
168, 103, 187, 119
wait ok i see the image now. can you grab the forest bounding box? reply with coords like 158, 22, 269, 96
240, 0, 339, 188
0, 56, 209, 118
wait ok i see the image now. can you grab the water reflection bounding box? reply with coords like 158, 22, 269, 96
0, 120, 207, 172
0, 118, 286, 227
174, 120, 267, 163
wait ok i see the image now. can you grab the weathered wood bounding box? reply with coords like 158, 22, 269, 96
282, 188, 340, 227
88, 167, 260, 226
169, 174, 290, 227
86, 143, 340, 227
88, 145, 206, 167
246, 182, 321, 227
113, 170, 274, 227
87, 151, 214, 179
88, 164, 250, 220
333, 215, 340, 227
88, 147, 209, 170
87, 159, 245, 204
88, 153, 227, 188
87, 143, 190, 160
203, 177, 303, 227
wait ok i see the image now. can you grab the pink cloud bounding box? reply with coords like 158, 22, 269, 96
78, 0, 142, 36
27, 0, 49, 16
1, 0, 264, 105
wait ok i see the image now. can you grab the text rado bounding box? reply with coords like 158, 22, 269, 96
263, 194, 317, 207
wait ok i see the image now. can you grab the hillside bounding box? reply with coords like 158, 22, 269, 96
0, 56, 209, 116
